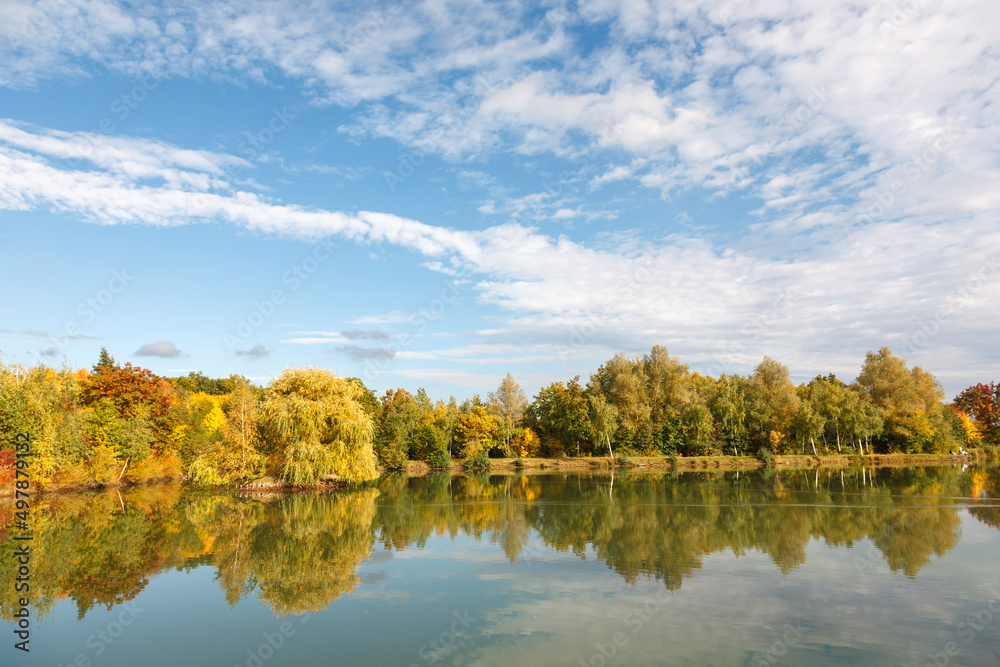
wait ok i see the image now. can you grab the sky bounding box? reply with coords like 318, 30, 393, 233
0, 0, 998, 401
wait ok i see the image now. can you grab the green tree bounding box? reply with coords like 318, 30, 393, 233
488, 373, 527, 456
709, 374, 749, 456
588, 353, 651, 451
746, 357, 799, 453
589, 393, 618, 458
854, 348, 955, 453
375, 388, 422, 469
525, 377, 591, 456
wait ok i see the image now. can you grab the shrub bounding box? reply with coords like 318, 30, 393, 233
513, 457, 525, 468
756, 448, 776, 464
615, 454, 631, 467
428, 449, 452, 469
379, 445, 408, 471
464, 449, 491, 469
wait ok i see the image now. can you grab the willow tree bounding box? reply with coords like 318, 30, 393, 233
259, 368, 377, 484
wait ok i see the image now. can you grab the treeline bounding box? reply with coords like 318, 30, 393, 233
0, 346, 997, 488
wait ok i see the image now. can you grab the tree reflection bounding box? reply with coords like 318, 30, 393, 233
1, 465, 995, 621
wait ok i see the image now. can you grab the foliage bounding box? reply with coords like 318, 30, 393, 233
0, 345, 982, 487
525, 377, 591, 456
258, 367, 377, 484
167, 371, 236, 396
953, 382, 1000, 445
464, 448, 491, 469
428, 448, 452, 469
488, 373, 527, 456
855, 348, 960, 454
453, 406, 500, 457
80, 360, 174, 447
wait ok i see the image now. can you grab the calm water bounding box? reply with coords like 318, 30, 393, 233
5, 466, 1000, 666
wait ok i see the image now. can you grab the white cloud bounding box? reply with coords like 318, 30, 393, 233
1, 2, 999, 392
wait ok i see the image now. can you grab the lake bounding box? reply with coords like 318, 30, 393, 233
5, 465, 1000, 666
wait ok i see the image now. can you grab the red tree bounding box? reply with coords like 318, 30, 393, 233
953, 382, 1000, 444
80, 362, 175, 445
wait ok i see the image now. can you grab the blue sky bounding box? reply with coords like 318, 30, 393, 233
0, 0, 998, 400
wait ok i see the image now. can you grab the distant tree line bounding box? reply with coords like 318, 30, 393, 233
0, 346, 996, 488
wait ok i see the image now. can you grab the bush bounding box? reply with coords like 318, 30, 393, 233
428, 449, 452, 469
513, 457, 525, 468
756, 448, 776, 464
668, 452, 679, 466
615, 454, 631, 467
464, 449, 491, 469
379, 445, 408, 471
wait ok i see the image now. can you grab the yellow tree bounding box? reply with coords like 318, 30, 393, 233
259, 368, 377, 484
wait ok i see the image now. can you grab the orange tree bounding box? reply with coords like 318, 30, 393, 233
79, 350, 174, 449
953, 382, 1000, 446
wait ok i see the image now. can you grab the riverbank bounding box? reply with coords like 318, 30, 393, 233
400, 452, 982, 475
7, 453, 987, 495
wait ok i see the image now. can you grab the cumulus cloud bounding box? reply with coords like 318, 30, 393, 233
135, 341, 183, 358
0, 2, 998, 390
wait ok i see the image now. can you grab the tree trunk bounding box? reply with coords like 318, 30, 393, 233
606, 434, 614, 459
810, 437, 818, 457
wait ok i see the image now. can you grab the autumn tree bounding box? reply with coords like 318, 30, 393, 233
188, 377, 263, 484
589, 394, 617, 458
953, 382, 1000, 445
258, 367, 377, 484
453, 405, 500, 457
525, 377, 591, 456
375, 388, 423, 469
588, 353, 651, 451
80, 356, 174, 448
488, 374, 528, 456
709, 374, 749, 456
854, 348, 958, 453
746, 357, 799, 453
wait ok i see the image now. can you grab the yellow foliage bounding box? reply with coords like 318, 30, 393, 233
518, 427, 541, 457
954, 408, 983, 444
191, 392, 226, 434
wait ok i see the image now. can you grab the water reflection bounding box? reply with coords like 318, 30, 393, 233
2, 465, 997, 622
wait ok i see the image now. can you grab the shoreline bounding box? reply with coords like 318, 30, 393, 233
399, 452, 980, 475
6, 453, 988, 496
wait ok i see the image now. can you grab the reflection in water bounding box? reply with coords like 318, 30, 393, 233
1, 465, 996, 622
